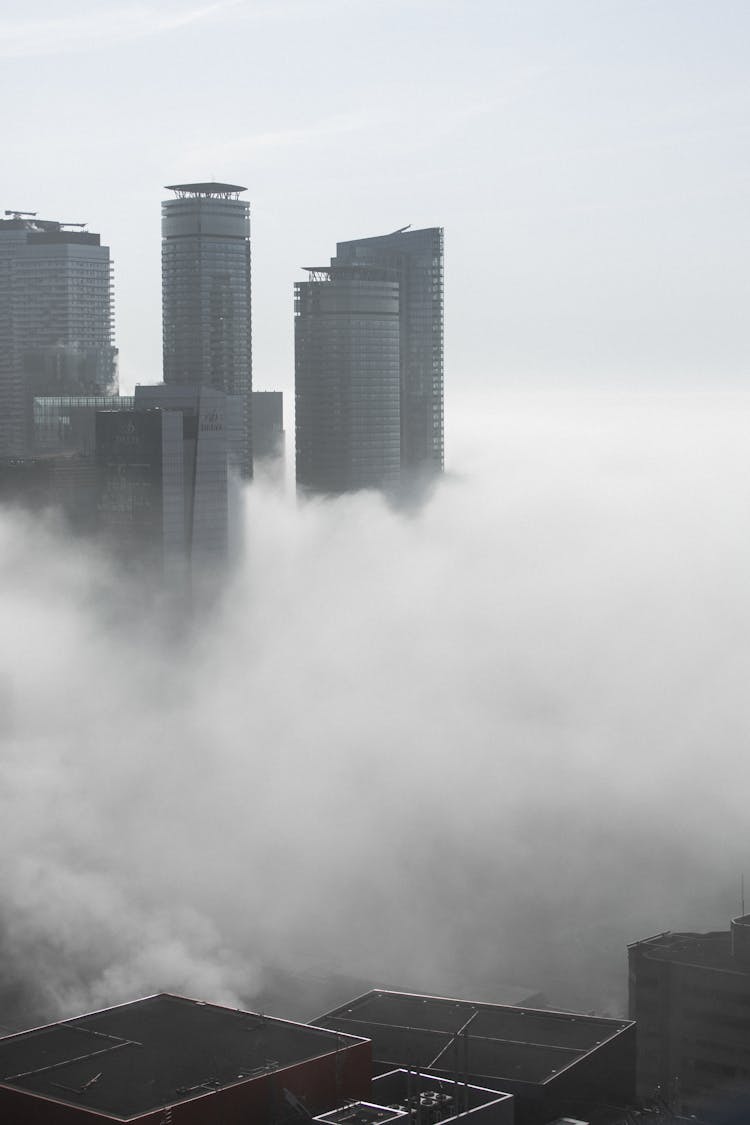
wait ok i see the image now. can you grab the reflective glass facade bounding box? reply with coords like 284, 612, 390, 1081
0, 218, 116, 457
162, 188, 252, 477
33, 395, 132, 456
95, 386, 229, 583
295, 274, 401, 493
333, 228, 444, 480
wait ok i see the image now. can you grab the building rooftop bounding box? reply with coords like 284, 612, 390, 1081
165, 182, 247, 198
0, 993, 365, 1120
629, 926, 750, 973
314, 990, 633, 1088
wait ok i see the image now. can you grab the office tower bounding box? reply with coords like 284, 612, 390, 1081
252, 390, 284, 462
629, 915, 750, 1115
333, 226, 444, 481
295, 266, 401, 493
161, 183, 252, 477
96, 386, 229, 581
0, 210, 116, 457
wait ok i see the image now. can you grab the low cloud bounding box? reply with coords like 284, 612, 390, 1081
1, 390, 748, 1027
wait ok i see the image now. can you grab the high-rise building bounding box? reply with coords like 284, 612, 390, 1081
161, 182, 252, 477
252, 390, 285, 463
96, 385, 229, 582
0, 210, 116, 457
295, 266, 401, 493
333, 226, 444, 481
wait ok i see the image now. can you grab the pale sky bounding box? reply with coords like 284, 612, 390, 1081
2, 0, 749, 404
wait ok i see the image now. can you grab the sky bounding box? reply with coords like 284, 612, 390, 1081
2, 0, 750, 1030
2, 0, 750, 400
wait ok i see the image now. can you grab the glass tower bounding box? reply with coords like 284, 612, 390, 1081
333, 227, 444, 481
96, 386, 229, 582
295, 267, 401, 494
0, 213, 116, 458
161, 183, 252, 477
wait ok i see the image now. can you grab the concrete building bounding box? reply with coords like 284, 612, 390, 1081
162, 182, 253, 478
295, 266, 401, 494
629, 915, 750, 1116
314, 991, 634, 1125
253, 389, 285, 464
333, 227, 444, 483
32, 394, 130, 457
0, 210, 116, 458
96, 385, 229, 581
0, 992, 371, 1124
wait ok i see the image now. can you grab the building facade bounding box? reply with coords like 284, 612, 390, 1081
333, 226, 444, 482
96, 386, 229, 582
629, 916, 750, 1116
162, 182, 253, 477
252, 390, 285, 462
0, 212, 116, 458
295, 268, 401, 494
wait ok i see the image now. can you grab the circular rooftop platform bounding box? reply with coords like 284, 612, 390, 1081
165, 182, 247, 198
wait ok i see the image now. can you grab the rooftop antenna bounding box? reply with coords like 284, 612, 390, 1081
4, 209, 37, 220
742, 873, 745, 917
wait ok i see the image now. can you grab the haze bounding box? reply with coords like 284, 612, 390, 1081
1, 0, 748, 393
1, 0, 749, 1029
2, 390, 750, 1024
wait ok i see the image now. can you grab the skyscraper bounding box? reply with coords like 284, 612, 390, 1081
333, 226, 444, 481
0, 211, 116, 457
295, 266, 401, 493
161, 183, 252, 477
96, 385, 229, 582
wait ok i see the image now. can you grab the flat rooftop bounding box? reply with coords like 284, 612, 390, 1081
314, 990, 633, 1087
165, 182, 247, 197
0, 993, 365, 1120
629, 929, 748, 972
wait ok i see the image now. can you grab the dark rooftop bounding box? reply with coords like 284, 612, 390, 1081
314, 990, 633, 1088
0, 993, 366, 1120
629, 929, 749, 972
165, 182, 247, 197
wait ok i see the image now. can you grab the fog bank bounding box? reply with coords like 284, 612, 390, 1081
2, 389, 749, 1027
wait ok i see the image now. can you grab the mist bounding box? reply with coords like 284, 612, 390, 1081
2, 388, 749, 1029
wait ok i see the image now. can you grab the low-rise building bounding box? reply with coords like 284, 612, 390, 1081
0, 992, 370, 1124
313, 991, 634, 1125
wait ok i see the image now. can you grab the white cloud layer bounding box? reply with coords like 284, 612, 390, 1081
0, 2, 240, 58
1, 390, 749, 1025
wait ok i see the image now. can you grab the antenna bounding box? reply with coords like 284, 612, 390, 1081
742, 873, 745, 917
